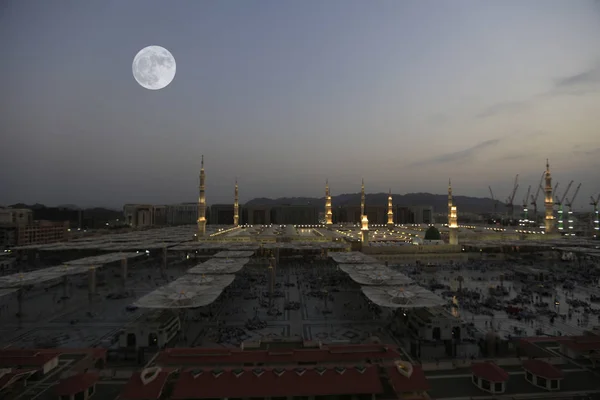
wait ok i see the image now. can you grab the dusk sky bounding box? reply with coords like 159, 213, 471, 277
2, 0, 600, 210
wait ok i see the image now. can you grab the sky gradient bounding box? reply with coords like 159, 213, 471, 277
1, 0, 600, 210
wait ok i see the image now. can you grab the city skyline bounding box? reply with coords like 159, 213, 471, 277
2, 1, 600, 208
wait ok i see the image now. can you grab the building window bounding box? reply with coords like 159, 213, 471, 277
526, 371, 533, 381
75, 391, 85, 400
481, 379, 490, 391
550, 379, 558, 389
537, 376, 546, 387
494, 382, 502, 392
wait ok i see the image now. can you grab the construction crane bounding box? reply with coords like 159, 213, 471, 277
488, 186, 499, 219
520, 185, 531, 226
505, 174, 519, 222
565, 183, 581, 234
555, 180, 574, 232
590, 194, 600, 237
529, 172, 545, 227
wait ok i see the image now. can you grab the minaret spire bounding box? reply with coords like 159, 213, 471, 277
197, 155, 206, 238
544, 159, 555, 233
360, 179, 365, 218
360, 179, 369, 245
233, 178, 239, 227
325, 179, 332, 226
387, 188, 394, 228
447, 178, 453, 226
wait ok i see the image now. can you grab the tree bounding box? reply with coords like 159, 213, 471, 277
424, 226, 441, 240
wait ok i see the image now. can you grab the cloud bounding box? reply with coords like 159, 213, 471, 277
476, 101, 529, 119
408, 138, 501, 167
555, 65, 600, 87
574, 147, 600, 156
497, 154, 526, 162
540, 65, 600, 97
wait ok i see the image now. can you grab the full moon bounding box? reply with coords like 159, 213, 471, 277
132, 45, 176, 90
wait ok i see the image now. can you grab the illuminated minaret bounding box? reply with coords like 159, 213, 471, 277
325, 179, 333, 226
447, 179, 453, 226
387, 189, 394, 228
361, 179, 369, 244
544, 159, 555, 233
360, 178, 365, 218
197, 155, 206, 238
233, 178, 239, 227
449, 206, 459, 245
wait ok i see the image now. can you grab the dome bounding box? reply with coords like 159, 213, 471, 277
424, 226, 441, 240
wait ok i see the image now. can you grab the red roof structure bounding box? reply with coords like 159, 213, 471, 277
157, 344, 403, 367
559, 336, 600, 352
0, 369, 36, 392
386, 365, 429, 392
522, 360, 564, 379
171, 365, 383, 399
55, 372, 99, 396
0, 350, 59, 369
471, 362, 509, 382
120, 368, 174, 400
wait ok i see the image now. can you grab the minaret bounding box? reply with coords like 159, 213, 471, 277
325, 179, 333, 226
448, 179, 453, 226
197, 155, 206, 238
544, 159, 555, 233
360, 178, 365, 218
233, 178, 239, 227
387, 188, 394, 228
360, 179, 369, 245
449, 206, 459, 245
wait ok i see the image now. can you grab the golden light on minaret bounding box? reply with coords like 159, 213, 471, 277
360, 178, 365, 218
387, 188, 394, 227
233, 178, 239, 227
449, 205, 459, 245
197, 155, 207, 238
360, 179, 369, 244
325, 179, 333, 226
449, 206, 458, 228
544, 159, 555, 233
447, 178, 453, 226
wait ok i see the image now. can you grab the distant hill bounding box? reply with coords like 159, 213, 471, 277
246, 192, 511, 214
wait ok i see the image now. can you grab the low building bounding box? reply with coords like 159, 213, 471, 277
210, 204, 235, 225
119, 310, 180, 349
123, 204, 154, 228
410, 205, 434, 224
471, 362, 508, 394
120, 367, 174, 400
17, 220, 69, 246
522, 359, 564, 391
0, 208, 33, 226
54, 372, 99, 400
0, 350, 60, 377
141, 342, 431, 400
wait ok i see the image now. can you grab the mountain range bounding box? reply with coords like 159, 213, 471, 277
246, 192, 516, 214
7, 192, 524, 215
